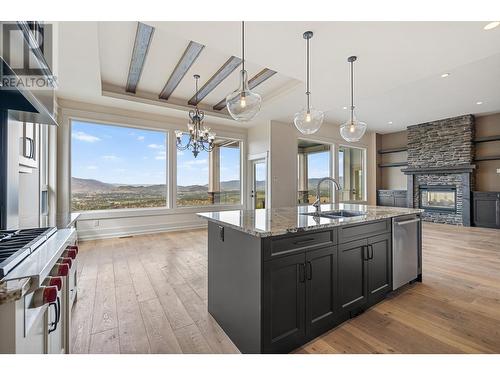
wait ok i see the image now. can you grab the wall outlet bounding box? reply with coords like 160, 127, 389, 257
496, 168, 500, 175
94, 220, 100, 227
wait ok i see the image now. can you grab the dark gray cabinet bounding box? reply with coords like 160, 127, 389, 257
339, 239, 368, 311
339, 233, 392, 313
305, 246, 338, 338
263, 253, 306, 353
377, 190, 407, 207
262, 244, 338, 353
473, 192, 500, 229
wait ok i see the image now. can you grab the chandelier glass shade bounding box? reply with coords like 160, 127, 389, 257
175, 75, 216, 158
226, 21, 261, 122
293, 31, 324, 135
340, 56, 367, 142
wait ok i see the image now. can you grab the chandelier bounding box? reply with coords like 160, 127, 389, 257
175, 74, 216, 158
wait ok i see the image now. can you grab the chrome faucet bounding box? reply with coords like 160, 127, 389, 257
312, 177, 341, 212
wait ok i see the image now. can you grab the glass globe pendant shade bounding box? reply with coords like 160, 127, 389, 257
340, 114, 367, 142
294, 106, 324, 135
226, 70, 262, 122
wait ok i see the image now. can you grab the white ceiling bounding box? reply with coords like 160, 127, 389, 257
57, 21, 500, 133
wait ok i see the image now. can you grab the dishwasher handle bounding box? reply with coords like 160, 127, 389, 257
396, 218, 420, 226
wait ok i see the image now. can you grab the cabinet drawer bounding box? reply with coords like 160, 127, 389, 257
265, 230, 336, 260
339, 219, 390, 244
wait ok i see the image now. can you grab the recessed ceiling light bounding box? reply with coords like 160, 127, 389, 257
388, 121, 393, 125
484, 21, 500, 30
476, 101, 483, 105
441, 73, 450, 78
343, 106, 347, 110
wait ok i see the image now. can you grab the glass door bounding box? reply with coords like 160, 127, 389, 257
251, 159, 266, 209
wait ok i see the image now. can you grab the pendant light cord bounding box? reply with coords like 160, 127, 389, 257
350, 59, 354, 122
306, 35, 310, 111
241, 21, 245, 72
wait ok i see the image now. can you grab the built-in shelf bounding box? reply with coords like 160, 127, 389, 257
377, 147, 408, 154
474, 135, 500, 143
378, 162, 408, 168
474, 155, 500, 162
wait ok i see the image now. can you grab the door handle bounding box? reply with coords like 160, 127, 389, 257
306, 261, 312, 280
298, 263, 305, 283
218, 225, 224, 242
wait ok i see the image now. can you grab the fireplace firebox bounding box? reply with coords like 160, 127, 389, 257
419, 185, 457, 212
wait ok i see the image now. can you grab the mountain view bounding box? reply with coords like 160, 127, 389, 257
71, 177, 242, 210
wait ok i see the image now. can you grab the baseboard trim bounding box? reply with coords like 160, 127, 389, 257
77, 222, 207, 241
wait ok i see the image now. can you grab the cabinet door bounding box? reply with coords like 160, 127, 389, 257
305, 245, 338, 338
473, 194, 500, 229
378, 195, 394, 207
367, 233, 392, 305
263, 253, 306, 353
338, 239, 368, 312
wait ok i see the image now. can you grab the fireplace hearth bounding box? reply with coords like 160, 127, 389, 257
419, 185, 456, 213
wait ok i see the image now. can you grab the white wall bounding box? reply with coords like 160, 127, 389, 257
57, 99, 247, 240
269, 120, 377, 208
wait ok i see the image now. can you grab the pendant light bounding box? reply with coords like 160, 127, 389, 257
226, 21, 262, 122
294, 31, 324, 135
340, 56, 367, 142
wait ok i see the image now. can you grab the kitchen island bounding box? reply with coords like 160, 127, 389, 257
198, 204, 423, 354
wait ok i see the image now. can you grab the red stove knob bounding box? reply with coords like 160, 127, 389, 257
44, 276, 63, 291
67, 245, 79, 254
62, 249, 77, 259
32, 286, 57, 308
50, 263, 69, 277
59, 257, 72, 269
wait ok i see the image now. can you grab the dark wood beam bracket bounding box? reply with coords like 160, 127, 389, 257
126, 22, 155, 93
188, 56, 242, 106
212, 68, 277, 111
159, 41, 205, 100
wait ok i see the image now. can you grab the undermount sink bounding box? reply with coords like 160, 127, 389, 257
301, 210, 367, 219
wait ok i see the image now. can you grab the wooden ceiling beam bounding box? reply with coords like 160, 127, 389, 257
159, 41, 205, 100
126, 22, 155, 93
212, 68, 277, 111
188, 56, 242, 106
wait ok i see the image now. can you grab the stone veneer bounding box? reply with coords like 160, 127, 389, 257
406, 115, 475, 225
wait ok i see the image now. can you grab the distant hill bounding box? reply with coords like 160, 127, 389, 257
72, 177, 243, 194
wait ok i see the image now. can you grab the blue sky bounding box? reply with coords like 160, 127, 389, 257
71, 121, 241, 186
307, 151, 330, 179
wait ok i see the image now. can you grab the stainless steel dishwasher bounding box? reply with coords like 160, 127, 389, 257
392, 215, 420, 290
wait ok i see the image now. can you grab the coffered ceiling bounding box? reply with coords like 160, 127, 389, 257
57, 21, 500, 132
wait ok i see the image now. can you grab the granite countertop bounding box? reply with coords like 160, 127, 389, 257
0, 278, 31, 305
198, 203, 423, 237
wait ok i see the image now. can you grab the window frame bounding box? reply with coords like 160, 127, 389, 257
337, 143, 368, 203
174, 134, 244, 209
70, 118, 169, 212
67, 112, 246, 220
296, 138, 335, 206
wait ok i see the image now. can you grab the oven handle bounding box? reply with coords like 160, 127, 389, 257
396, 218, 420, 226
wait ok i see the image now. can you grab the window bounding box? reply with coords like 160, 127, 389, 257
297, 140, 331, 204
176, 135, 241, 206
71, 120, 167, 211
338, 145, 365, 202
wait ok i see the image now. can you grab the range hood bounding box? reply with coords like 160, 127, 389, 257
0, 22, 58, 126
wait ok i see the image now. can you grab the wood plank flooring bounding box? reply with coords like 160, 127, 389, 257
71, 223, 500, 354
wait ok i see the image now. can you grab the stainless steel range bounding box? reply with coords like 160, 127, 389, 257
0, 227, 57, 278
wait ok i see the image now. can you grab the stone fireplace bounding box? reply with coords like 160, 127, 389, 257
403, 115, 475, 225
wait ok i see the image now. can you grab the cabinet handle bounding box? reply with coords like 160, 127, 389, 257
293, 238, 315, 245
368, 244, 374, 260
363, 245, 369, 261
218, 225, 224, 242
306, 261, 312, 280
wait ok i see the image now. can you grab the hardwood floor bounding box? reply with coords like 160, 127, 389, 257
71, 222, 500, 354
